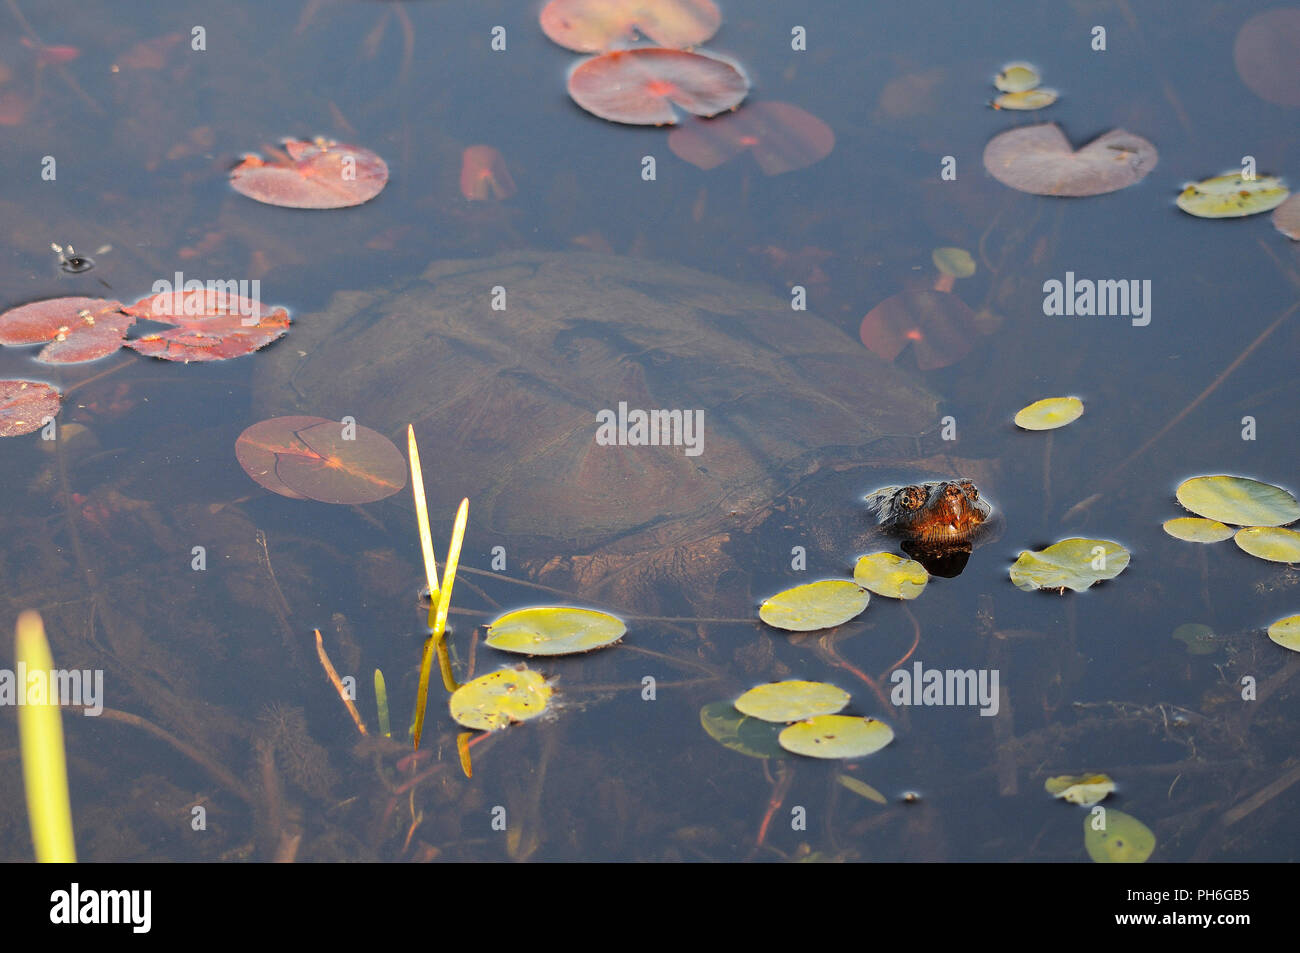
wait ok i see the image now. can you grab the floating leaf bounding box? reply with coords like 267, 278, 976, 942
0, 380, 61, 437
1175, 173, 1289, 219
540, 0, 721, 52
449, 668, 553, 732
1172, 623, 1219, 656
1009, 538, 1131, 592
236, 416, 407, 503
0, 297, 132, 364
734, 680, 850, 723
230, 139, 389, 209
123, 289, 289, 362
1234, 8, 1300, 106
931, 247, 975, 279
1084, 809, 1155, 863
460, 145, 516, 200
837, 774, 888, 804
1268, 615, 1300, 653
758, 580, 870, 632
859, 289, 977, 370
1274, 193, 1300, 240
1175, 475, 1300, 527
778, 715, 894, 759
1046, 773, 1116, 807
983, 124, 1157, 197
486, 606, 627, 656
1013, 396, 1083, 430
699, 701, 785, 759
1162, 517, 1234, 543
567, 48, 748, 125
1234, 526, 1300, 563
993, 88, 1058, 110
994, 61, 1040, 93
852, 553, 929, 599
668, 101, 834, 174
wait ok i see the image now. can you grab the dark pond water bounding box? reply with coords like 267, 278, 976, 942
1, 0, 1297, 862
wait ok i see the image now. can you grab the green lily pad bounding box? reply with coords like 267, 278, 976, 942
778, 715, 894, 759
1013, 396, 1083, 431
734, 680, 850, 723
931, 247, 976, 279
1162, 517, 1234, 543
1172, 623, 1219, 655
1176, 475, 1300, 527
1267, 615, 1300, 653
1176, 173, 1290, 218
1046, 773, 1116, 806
449, 668, 553, 731
993, 88, 1058, 110
699, 701, 786, 759
853, 552, 929, 599
759, 580, 870, 632
1084, 809, 1155, 863
1234, 526, 1300, 563
485, 606, 627, 656
994, 61, 1040, 93
1009, 538, 1131, 592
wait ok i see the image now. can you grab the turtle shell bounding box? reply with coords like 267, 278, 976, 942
255, 251, 940, 599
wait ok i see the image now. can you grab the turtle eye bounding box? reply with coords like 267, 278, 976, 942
901, 486, 925, 510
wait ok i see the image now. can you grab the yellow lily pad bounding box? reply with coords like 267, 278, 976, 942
486, 606, 626, 656
1267, 615, 1300, 653
1234, 526, 1300, 563
1162, 517, 1234, 543
734, 680, 850, 723
759, 579, 870, 632
852, 552, 929, 599
931, 246, 976, 279
1172, 623, 1219, 655
699, 701, 786, 759
1084, 808, 1155, 863
449, 668, 553, 732
994, 61, 1040, 92
778, 715, 894, 759
837, 774, 888, 804
993, 88, 1058, 110
1013, 396, 1083, 431
1176, 173, 1290, 218
1175, 475, 1300, 527
1046, 773, 1116, 806
1009, 538, 1131, 592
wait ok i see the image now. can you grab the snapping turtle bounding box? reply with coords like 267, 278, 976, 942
865, 479, 998, 577
256, 250, 945, 609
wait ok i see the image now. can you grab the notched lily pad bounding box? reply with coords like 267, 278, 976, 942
983, 124, 1157, 197
734, 680, 850, 723
1014, 396, 1083, 431
699, 701, 785, 759
485, 606, 627, 656
449, 668, 553, 732
0, 297, 132, 364
1162, 517, 1234, 543
1175, 475, 1300, 527
1267, 615, 1300, 653
0, 379, 61, 437
230, 139, 389, 209
567, 48, 748, 125
778, 715, 894, 759
758, 579, 870, 632
852, 552, 928, 599
1173, 623, 1219, 655
1010, 538, 1130, 592
1234, 526, 1300, 563
1046, 773, 1116, 807
1084, 808, 1155, 863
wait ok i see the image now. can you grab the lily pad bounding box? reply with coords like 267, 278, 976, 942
0, 297, 132, 364
994, 61, 1040, 93
567, 48, 748, 125
859, 288, 978, 370
758, 579, 870, 632
1175, 173, 1290, 219
1175, 475, 1300, 527
230, 139, 389, 209
983, 124, 1157, 197
1162, 517, 1234, 543
460, 145, 516, 201
699, 701, 786, 759
993, 88, 1058, 110
1274, 193, 1300, 240
837, 774, 888, 804
1172, 623, 1219, 656
235, 416, 407, 503
1009, 538, 1131, 592
0, 380, 61, 437
540, 0, 721, 53
1013, 396, 1083, 430
852, 552, 928, 599
1046, 773, 1116, 807
734, 680, 850, 723
124, 289, 289, 362
1267, 614, 1300, 653
1234, 9, 1300, 106
1084, 808, 1155, 863
931, 247, 975, 279
485, 606, 627, 656
449, 668, 553, 732
778, 715, 894, 759
1234, 526, 1300, 563
667, 101, 835, 175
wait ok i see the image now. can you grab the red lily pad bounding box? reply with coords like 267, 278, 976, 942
1274, 193, 1300, 240
668, 101, 835, 174
540, 0, 721, 53
230, 139, 389, 209
859, 289, 977, 370
568, 48, 748, 125
1234, 8, 1300, 106
0, 380, 61, 437
0, 297, 132, 363
460, 145, 517, 200
236, 415, 407, 503
123, 289, 289, 363
983, 124, 1158, 197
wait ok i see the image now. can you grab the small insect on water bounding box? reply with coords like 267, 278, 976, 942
51, 242, 111, 274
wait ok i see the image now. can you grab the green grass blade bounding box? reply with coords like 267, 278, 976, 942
374, 669, 391, 738
432, 498, 469, 643
408, 426, 440, 604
